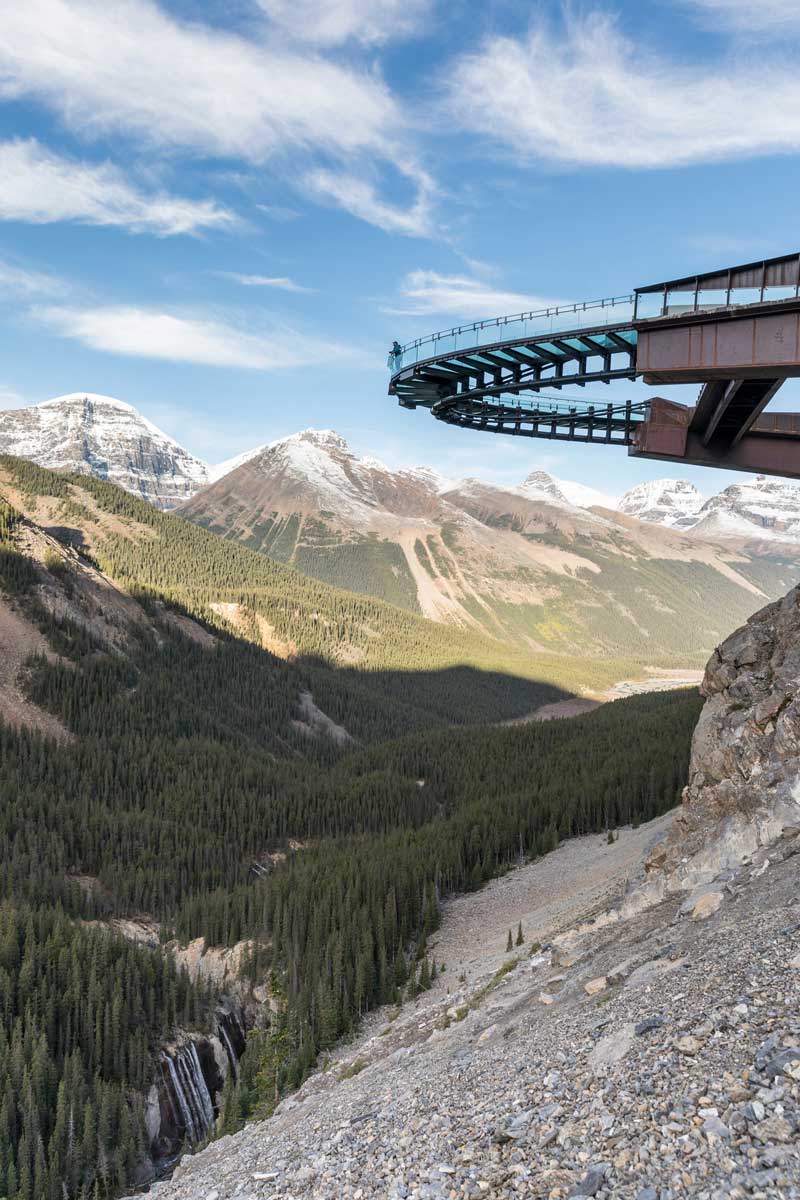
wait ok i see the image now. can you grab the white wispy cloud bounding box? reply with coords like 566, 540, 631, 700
386, 270, 560, 318
0, 257, 66, 298
680, 0, 800, 34
306, 167, 436, 237
256, 0, 431, 45
0, 139, 236, 236
218, 272, 314, 294
36, 305, 362, 370
447, 11, 800, 168
256, 204, 302, 222
0, 0, 400, 163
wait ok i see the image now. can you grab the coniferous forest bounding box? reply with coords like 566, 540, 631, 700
0, 456, 705, 1199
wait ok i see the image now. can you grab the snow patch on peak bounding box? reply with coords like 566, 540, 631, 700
292, 428, 349, 451
39, 392, 137, 414
400, 466, 456, 494
555, 478, 619, 510
359, 455, 392, 473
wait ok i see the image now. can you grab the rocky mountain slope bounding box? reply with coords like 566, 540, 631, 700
177, 430, 796, 671
0, 393, 209, 508
131, 587, 800, 1200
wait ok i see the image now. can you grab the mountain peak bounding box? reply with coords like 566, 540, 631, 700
618, 479, 704, 529
0, 392, 208, 509
519, 470, 568, 504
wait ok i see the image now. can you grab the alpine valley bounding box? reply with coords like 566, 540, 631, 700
1, 393, 798, 681
0, 394, 798, 1200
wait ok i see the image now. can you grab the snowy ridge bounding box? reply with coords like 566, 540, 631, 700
208, 443, 268, 482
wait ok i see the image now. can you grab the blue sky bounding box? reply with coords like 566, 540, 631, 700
1, 0, 800, 497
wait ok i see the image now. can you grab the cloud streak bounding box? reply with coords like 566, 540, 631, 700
0, 139, 236, 235
448, 11, 800, 168
0, 0, 400, 163
219, 273, 315, 294
306, 167, 436, 237
0, 257, 66, 298
37, 305, 363, 370
256, 0, 432, 46
387, 270, 560, 318
680, 0, 800, 34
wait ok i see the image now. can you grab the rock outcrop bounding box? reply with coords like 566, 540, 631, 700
644, 583, 800, 895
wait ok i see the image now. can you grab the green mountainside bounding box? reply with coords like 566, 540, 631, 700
0, 456, 706, 1200
178, 436, 797, 671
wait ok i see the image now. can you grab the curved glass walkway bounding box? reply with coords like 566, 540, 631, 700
388, 294, 639, 413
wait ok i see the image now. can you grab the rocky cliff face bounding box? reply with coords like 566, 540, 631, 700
0, 393, 209, 508
644, 583, 800, 892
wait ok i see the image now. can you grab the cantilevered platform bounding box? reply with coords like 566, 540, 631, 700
388, 253, 800, 479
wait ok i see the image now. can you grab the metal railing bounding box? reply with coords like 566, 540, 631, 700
389, 293, 635, 369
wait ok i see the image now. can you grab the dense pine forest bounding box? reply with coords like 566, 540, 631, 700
0, 456, 705, 1199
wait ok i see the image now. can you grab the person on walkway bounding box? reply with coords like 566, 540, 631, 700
388, 340, 403, 370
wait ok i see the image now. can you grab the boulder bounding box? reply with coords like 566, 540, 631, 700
691, 891, 724, 921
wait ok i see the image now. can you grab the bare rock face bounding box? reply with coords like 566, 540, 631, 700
653, 584, 800, 890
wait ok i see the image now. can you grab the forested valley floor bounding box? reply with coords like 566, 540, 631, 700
0, 456, 704, 1200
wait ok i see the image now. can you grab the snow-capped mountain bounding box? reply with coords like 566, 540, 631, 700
186, 428, 449, 530
0, 393, 209, 509
618, 479, 704, 529
691, 476, 800, 543
4, 392, 798, 552
617, 474, 800, 543
178, 428, 794, 660
518, 470, 570, 506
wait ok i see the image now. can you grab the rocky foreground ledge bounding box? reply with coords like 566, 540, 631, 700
140, 818, 800, 1200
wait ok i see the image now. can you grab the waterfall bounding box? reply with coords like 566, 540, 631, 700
218, 1019, 239, 1080
163, 1042, 216, 1146
187, 1042, 216, 1131
230, 1006, 246, 1046
165, 1055, 198, 1145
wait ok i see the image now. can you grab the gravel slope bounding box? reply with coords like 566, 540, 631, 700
141, 820, 800, 1200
